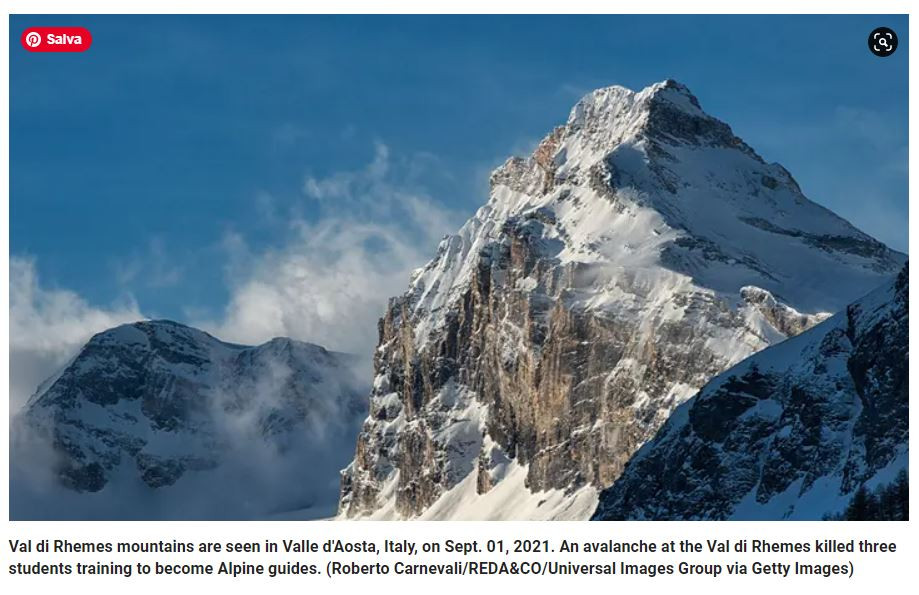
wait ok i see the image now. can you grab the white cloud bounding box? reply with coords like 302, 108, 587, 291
197, 142, 463, 358
9, 257, 143, 413
9, 143, 463, 411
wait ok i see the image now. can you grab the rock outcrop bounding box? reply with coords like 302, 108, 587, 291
592, 264, 908, 520
338, 80, 905, 519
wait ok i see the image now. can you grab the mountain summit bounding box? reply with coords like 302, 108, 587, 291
12, 320, 368, 520
338, 80, 905, 519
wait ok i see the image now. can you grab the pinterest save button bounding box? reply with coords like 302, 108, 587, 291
21, 27, 93, 52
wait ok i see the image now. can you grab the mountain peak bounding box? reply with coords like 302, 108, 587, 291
18, 319, 369, 509
82, 318, 236, 361
91, 318, 209, 342
472, 79, 901, 319
567, 79, 708, 133
343, 80, 905, 521
642, 79, 703, 110
489, 80, 727, 198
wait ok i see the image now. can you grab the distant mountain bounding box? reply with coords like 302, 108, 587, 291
338, 79, 905, 519
593, 264, 907, 520
11, 320, 368, 520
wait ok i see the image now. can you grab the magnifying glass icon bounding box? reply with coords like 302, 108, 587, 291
869, 27, 897, 57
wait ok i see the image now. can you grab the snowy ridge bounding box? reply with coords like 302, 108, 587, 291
407, 80, 899, 349
12, 320, 369, 520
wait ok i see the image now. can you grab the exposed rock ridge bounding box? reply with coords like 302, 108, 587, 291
338, 80, 905, 519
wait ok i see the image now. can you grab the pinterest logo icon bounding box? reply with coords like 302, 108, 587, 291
25, 31, 42, 47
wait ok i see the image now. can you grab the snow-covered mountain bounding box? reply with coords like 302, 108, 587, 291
593, 263, 907, 520
11, 320, 368, 520
338, 80, 905, 520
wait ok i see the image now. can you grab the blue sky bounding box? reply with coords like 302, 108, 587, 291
10, 14, 909, 345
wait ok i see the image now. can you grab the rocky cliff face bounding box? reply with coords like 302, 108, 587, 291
13, 320, 367, 519
592, 263, 908, 520
338, 80, 905, 520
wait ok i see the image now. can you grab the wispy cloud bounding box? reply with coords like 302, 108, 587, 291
9, 257, 143, 413
114, 236, 186, 289
196, 141, 463, 358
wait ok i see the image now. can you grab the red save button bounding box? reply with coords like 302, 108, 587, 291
21, 27, 93, 52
